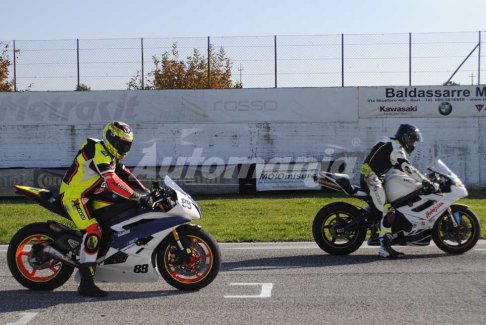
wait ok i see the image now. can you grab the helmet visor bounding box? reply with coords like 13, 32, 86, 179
118, 140, 132, 155
106, 130, 132, 156
414, 128, 423, 144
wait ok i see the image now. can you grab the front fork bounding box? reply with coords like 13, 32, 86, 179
447, 208, 460, 227
171, 229, 192, 256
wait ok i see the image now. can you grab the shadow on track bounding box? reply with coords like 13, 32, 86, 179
0, 289, 190, 313
220, 253, 449, 272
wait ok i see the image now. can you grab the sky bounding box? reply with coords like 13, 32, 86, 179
1, 0, 485, 40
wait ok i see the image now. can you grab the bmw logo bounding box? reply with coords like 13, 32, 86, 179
438, 102, 452, 116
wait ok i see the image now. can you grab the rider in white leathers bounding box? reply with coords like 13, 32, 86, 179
360, 124, 439, 258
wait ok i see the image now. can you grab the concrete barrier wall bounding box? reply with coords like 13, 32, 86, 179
1, 86, 485, 196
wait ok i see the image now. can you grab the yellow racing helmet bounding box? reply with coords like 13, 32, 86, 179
102, 121, 134, 160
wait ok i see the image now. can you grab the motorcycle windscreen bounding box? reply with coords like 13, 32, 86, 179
428, 159, 462, 180
428, 159, 464, 189
163, 175, 201, 216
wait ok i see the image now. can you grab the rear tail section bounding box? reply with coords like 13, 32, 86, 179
15, 185, 70, 219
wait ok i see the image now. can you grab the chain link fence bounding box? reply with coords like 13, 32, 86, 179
1, 31, 485, 91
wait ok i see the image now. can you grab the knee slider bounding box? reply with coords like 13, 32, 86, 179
84, 234, 100, 253
84, 224, 102, 253
383, 211, 396, 228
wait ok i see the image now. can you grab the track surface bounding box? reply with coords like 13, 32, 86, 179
1, 242, 486, 325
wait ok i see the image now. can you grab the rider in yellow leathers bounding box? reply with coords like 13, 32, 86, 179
60, 121, 150, 297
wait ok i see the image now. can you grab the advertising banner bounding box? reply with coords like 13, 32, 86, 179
256, 162, 320, 191
359, 86, 486, 118
0, 88, 358, 126
0, 169, 34, 196
33, 168, 66, 195
132, 165, 239, 195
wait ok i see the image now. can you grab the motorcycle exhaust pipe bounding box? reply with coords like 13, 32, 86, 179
43, 246, 79, 268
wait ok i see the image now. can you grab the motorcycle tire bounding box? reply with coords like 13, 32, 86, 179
312, 202, 367, 255
432, 205, 480, 254
7, 223, 75, 291
156, 226, 221, 291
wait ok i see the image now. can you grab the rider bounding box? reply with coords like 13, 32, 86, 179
360, 124, 439, 258
59, 121, 151, 297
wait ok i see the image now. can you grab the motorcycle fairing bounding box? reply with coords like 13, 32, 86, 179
15, 185, 69, 218
110, 215, 191, 249
15, 185, 50, 199
75, 246, 162, 283
80, 211, 192, 283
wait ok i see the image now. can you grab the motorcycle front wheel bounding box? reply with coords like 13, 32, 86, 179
312, 202, 367, 255
432, 205, 480, 254
7, 223, 75, 291
156, 226, 221, 291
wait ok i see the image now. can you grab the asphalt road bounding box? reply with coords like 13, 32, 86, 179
1, 241, 486, 325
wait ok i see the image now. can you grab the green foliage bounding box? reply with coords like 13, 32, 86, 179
443, 80, 460, 86
76, 83, 91, 91
128, 42, 242, 90
0, 43, 14, 92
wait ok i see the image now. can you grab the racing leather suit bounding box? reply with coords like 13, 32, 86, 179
360, 137, 428, 236
59, 138, 147, 266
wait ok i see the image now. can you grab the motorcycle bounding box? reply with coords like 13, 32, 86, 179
312, 159, 480, 255
8, 175, 221, 291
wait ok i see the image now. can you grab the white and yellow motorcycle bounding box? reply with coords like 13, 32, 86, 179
313, 159, 480, 255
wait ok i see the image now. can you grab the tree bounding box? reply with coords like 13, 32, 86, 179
76, 83, 91, 91
0, 43, 14, 91
443, 80, 460, 86
128, 42, 242, 90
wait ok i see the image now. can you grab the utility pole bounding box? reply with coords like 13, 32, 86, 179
238, 64, 244, 84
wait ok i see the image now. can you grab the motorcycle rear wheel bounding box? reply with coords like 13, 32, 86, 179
432, 205, 480, 254
156, 226, 221, 291
7, 223, 74, 291
312, 202, 367, 255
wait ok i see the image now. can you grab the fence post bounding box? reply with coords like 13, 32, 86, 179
341, 34, 344, 87
13, 40, 17, 92
274, 35, 277, 88
76, 39, 80, 89
141, 37, 144, 90
409, 33, 412, 86
207, 36, 211, 89
478, 31, 481, 85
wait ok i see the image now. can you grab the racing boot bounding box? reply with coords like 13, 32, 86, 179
378, 233, 405, 259
367, 223, 380, 246
78, 263, 108, 297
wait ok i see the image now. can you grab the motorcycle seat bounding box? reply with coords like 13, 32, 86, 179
316, 172, 368, 196
332, 173, 358, 195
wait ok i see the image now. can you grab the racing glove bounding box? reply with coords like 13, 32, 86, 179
133, 192, 154, 209
422, 179, 440, 192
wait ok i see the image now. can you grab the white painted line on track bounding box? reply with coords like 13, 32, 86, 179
6, 312, 38, 325
224, 283, 273, 299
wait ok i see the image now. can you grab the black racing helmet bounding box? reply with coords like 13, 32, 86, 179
395, 124, 423, 153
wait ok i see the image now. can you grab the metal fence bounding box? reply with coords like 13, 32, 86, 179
1, 31, 484, 91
